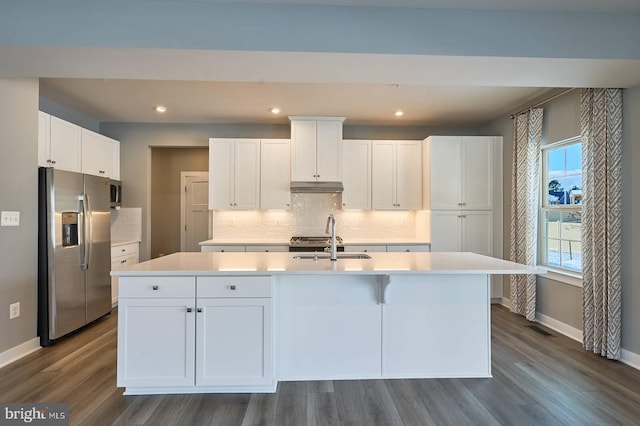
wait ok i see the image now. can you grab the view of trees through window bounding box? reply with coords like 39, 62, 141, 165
541, 139, 582, 273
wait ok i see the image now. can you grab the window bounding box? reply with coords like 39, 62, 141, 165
540, 137, 582, 275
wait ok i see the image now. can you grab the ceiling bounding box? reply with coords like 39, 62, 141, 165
27, 0, 640, 127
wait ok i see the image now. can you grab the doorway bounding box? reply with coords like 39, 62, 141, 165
181, 171, 210, 252
150, 147, 208, 258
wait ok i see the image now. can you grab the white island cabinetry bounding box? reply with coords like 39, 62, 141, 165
114, 252, 540, 395
118, 274, 275, 394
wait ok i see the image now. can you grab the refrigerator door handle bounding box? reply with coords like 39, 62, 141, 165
79, 194, 91, 270
78, 195, 86, 270
85, 193, 92, 270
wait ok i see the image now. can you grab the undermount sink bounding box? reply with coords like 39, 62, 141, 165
293, 253, 372, 260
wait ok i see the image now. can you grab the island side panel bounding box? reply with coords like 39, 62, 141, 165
276, 275, 382, 381
382, 274, 491, 378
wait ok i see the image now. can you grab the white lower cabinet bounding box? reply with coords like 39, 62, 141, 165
117, 275, 273, 394
430, 210, 493, 256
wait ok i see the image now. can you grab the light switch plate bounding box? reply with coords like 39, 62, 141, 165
10, 302, 20, 319
1, 211, 20, 227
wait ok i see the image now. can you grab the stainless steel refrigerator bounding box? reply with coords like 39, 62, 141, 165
38, 168, 112, 346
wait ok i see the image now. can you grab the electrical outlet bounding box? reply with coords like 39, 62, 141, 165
9, 302, 20, 319
1, 211, 20, 227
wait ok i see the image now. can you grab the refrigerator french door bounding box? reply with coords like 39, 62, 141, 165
38, 168, 111, 346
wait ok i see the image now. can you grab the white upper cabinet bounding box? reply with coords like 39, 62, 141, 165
209, 138, 260, 210
371, 140, 422, 210
261, 139, 291, 210
290, 117, 344, 182
425, 136, 494, 210
341, 140, 371, 210
39, 112, 121, 179
40, 114, 82, 173
81, 128, 120, 179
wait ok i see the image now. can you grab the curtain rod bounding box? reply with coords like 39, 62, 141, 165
509, 88, 576, 119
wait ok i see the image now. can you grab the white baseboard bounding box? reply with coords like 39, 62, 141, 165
0, 338, 41, 369
535, 312, 583, 342
500, 297, 511, 309
621, 349, 640, 371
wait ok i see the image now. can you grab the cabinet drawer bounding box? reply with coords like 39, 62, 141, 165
201, 245, 246, 253
198, 276, 272, 298
343, 245, 387, 253
111, 243, 139, 258
111, 253, 139, 271
119, 276, 195, 298
386, 244, 431, 252
244, 245, 288, 252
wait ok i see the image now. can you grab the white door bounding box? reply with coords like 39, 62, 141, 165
196, 298, 273, 386
341, 140, 371, 210
461, 210, 493, 255
261, 139, 291, 210
290, 120, 317, 181
38, 111, 51, 167
208, 138, 234, 209
429, 136, 462, 210
430, 211, 462, 252
462, 137, 493, 210
395, 141, 422, 210
182, 172, 209, 252
117, 298, 196, 387
49, 116, 82, 173
315, 120, 342, 181
234, 139, 261, 210
371, 141, 396, 210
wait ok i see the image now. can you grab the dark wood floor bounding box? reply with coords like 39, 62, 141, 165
2, 305, 640, 425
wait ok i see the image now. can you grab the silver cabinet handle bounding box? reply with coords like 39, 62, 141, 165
187, 307, 193, 313
120, 259, 127, 264
197, 308, 202, 313
152, 285, 159, 290
230, 285, 236, 290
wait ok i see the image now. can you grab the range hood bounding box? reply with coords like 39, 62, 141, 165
290, 181, 344, 193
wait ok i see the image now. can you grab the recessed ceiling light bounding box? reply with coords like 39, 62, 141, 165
270, 107, 281, 114
154, 105, 167, 113
394, 110, 404, 117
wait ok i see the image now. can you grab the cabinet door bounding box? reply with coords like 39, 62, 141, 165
49, 116, 82, 173
343, 245, 387, 252
38, 111, 51, 167
395, 141, 422, 210
261, 139, 291, 210
341, 140, 371, 210
461, 137, 493, 210
316, 120, 342, 181
429, 136, 462, 210
290, 120, 317, 181
387, 244, 430, 252
461, 210, 493, 256
234, 139, 260, 210
209, 138, 235, 209
81, 129, 119, 178
244, 245, 288, 252
196, 298, 273, 386
371, 141, 396, 210
117, 298, 196, 387
429, 211, 462, 252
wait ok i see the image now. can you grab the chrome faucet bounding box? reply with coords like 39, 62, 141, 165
325, 213, 337, 261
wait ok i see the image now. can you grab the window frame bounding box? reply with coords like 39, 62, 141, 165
539, 136, 583, 285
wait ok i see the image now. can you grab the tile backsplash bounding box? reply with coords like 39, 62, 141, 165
211, 193, 426, 239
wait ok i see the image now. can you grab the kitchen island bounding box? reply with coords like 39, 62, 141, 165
113, 251, 540, 395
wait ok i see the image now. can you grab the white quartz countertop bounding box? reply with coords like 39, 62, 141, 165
198, 238, 430, 246
111, 252, 542, 276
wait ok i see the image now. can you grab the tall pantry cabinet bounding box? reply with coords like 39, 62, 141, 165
423, 136, 503, 298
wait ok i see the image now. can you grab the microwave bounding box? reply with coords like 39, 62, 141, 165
110, 180, 122, 208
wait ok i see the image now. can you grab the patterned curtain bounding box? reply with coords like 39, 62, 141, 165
581, 88, 623, 359
510, 108, 543, 321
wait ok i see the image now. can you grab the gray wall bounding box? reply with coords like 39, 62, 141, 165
481, 86, 640, 355
39, 97, 100, 132
0, 79, 38, 353
101, 122, 475, 261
